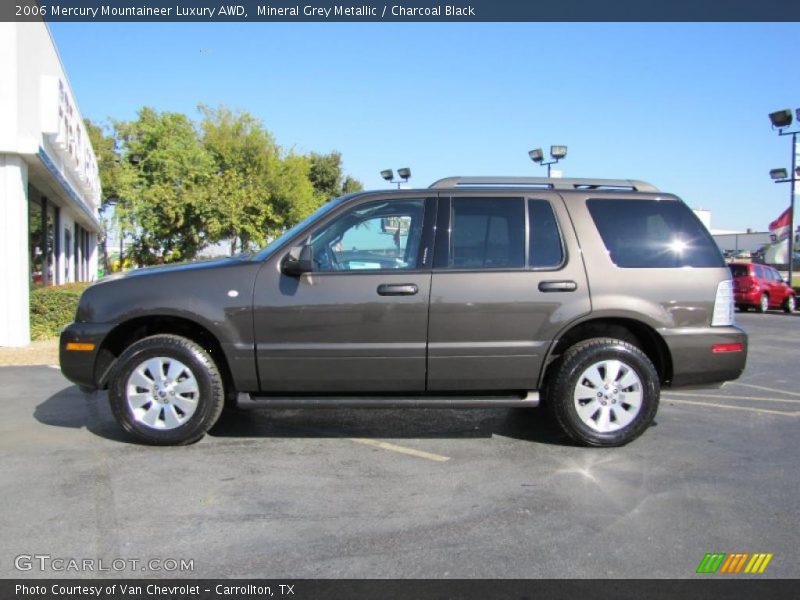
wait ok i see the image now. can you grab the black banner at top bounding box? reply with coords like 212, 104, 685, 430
4, 0, 800, 22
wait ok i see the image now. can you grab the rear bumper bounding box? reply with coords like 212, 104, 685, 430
734, 290, 760, 306
59, 322, 116, 390
662, 325, 747, 388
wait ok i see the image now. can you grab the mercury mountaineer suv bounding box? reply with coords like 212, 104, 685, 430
60, 176, 747, 447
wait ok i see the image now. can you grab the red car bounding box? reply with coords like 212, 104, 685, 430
730, 262, 796, 313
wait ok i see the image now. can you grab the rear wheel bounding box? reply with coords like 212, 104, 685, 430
108, 334, 225, 445
784, 295, 796, 314
547, 338, 659, 447
757, 293, 769, 313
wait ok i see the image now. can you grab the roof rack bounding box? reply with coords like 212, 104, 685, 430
428, 176, 659, 193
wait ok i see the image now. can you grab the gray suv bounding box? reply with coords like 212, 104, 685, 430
60, 177, 747, 447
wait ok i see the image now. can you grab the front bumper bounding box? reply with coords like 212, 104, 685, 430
59, 322, 116, 390
662, 325, 748, 388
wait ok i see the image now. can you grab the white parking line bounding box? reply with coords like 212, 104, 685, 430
349, 438, 451, 462
728, 381, 800, 398
663, 398, 799, 417
665, 392, 800, 404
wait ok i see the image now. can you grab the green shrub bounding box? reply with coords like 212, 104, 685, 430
29, 283, 90, 340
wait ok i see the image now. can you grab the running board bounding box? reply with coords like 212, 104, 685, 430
237, 391, 539, 409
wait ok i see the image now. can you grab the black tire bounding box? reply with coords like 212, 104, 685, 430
757, 293, 769, 313
783, 295, 796, 314
547, 337, 659, 447
108, 334, 225, 445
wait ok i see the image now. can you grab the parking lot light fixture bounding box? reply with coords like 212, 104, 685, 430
380, 167, 412, 189
769, 109, 793, 129
768, 106, 800, 285
550, 145, 568, 160
529, 145, 567, 177
528, 148, 544, 163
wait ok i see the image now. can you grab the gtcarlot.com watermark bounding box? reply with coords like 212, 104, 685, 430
14, 554, 194, 573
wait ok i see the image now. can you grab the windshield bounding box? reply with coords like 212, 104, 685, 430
252, 195, 353, 261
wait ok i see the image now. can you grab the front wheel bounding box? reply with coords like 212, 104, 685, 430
548, 338, 659, 447
108, 334, 225, 445
783, 295, 796, 314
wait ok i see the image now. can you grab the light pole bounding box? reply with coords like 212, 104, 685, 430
768, 108, 800, 286
380, 168, 412, 189
529, 145, 567, 177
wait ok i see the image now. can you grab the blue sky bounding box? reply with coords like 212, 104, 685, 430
50, 22, 800, 232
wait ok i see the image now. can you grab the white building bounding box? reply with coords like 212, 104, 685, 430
0, 21, 101, 346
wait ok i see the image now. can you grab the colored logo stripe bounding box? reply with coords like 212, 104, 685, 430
719, 553, 749, 573
696, 552, 773, 574
697, 553, 726, 574
744, 553, 773, 574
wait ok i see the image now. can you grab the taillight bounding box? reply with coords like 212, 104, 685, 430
712, 343, 744, 353
740, 277, 756, 292
711, 280, 735, 326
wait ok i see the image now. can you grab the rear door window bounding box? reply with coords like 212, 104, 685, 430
587, 199, 725, 268
447, 198, 525, 269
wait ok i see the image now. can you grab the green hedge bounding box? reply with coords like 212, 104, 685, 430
29, 283, 90, 341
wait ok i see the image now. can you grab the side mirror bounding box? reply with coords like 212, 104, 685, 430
281, 244, 314, 276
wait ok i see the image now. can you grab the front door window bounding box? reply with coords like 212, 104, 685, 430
309, 199, 425, 272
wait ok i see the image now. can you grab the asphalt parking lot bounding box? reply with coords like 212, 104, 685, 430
0, 311, 798, 579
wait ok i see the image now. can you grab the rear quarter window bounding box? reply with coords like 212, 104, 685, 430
587, 199, 725, 268
528, 199, 564, 269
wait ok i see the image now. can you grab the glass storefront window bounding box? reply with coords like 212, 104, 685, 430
29, 199, 44, 286
29, 193, 56, 286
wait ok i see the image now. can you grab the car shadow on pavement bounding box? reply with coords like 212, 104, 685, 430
764, 311, 800, 317
208, 405, 575, 446
34, 385, 133, 444
34, 384, 575, 447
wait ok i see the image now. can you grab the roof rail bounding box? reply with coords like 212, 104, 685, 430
428, 176, 659, 193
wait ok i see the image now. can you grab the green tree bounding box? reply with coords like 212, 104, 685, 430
114, 108, 215, 265
199, 105, 317, 253
342, 175, 364, 194
307, 151, 363, 202
272, 153, 318, 226
91, 104, 363, 263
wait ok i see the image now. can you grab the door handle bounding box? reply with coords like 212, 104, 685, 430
377, 283, 419, 296
538, 280, 578, 292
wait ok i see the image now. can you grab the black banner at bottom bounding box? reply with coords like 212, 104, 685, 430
3, 579, 799, 600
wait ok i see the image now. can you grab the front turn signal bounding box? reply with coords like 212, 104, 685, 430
66, 342, 95, 352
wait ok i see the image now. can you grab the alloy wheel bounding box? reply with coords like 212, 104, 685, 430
572, 359, 643, 433
125, 356, 199, 430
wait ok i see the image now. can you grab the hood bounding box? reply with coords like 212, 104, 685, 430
94, 256, 249, 285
